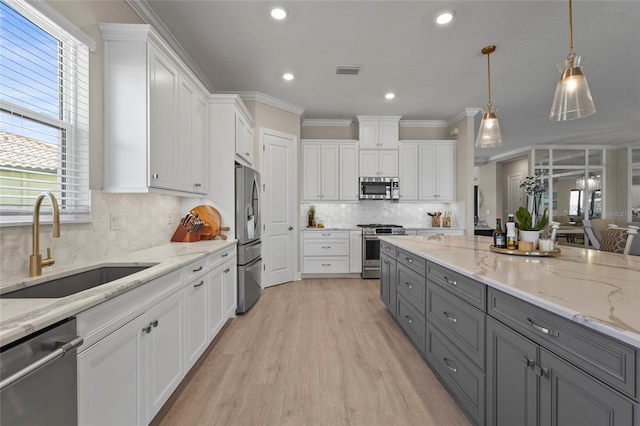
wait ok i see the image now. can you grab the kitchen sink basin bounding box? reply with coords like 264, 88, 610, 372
0, 265, 155, 299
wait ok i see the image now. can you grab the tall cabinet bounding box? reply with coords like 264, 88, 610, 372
100, 23, 208, 196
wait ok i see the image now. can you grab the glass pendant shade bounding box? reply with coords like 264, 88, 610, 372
550, 55, 595, 121
475, 109, 503, 148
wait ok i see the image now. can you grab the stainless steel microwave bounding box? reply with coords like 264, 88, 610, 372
359, 177, 400, 200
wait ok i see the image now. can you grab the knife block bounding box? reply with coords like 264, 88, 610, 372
170, 225, 201, 242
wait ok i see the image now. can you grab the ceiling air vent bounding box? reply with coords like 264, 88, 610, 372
336, 65, 363, 75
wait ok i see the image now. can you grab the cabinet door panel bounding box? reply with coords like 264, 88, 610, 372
149, 48, 178, 190
177, 78, 195, 191
378, 150, 399, 177
145, 289, 184, 422
418, 145, 437, 200
185, 275, 208, 369
191, 95, 207, 193
539, 348, 635, 426
486, 317, 538, 426
78, 314, 146, 426
349, 230, 362, 273
321, 144, 339, 200
339, 144, 359, 200
379, 121, 399, 148
436, 144, 456, 200
359, 122, 379, 148
359, 150, 379, 176
223, 258, 237, 319
208, 265, 225, 339
302, 144, 322, 200
399, 144, 419, 200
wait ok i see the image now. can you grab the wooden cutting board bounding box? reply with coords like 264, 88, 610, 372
189, 205, 230, 240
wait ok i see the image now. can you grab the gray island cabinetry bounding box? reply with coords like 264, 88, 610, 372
379, 235, 640, 426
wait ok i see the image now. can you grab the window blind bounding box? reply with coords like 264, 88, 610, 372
0, 0, 91, 224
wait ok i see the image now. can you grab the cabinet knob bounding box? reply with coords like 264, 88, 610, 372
405, 315, 413, 324
288, 226, 294, 230
142, 324, 152, 334
443, 311, 457, 323
152, 173, 159, 179
443, 358, 458, 374
152, 320, 159, 328
245, 152, 250, 156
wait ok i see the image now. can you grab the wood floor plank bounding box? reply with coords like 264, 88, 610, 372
157, 278, 470, 426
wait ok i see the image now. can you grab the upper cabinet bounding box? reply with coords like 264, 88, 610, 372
399, 141, 456, 201
302, 140, 358, 201
209, 94, 255, 168
235, 111, 254, 166
357, 116, 401, 149
359, 150, 399, 177
100, 24, 208, 195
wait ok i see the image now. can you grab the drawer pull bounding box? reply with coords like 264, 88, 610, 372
534, 365, 549, 377
192, 266, 203, 272
404, 282, 413, 289
322, 246, 332, 249
322, 233, 332, 236
522, 357, 535, 368
527, 317, 559, 337
404, 315, 414, 324
194, 280, 204, 288
322, 263, 331, 267
444, 276, 457, 286
385, 247, 391, 251
221, 253, 229, 258
443, 358, 457, 373
405, 258, 413, 263
443, 311, 457, 323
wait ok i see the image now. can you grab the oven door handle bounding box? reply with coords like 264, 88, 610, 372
0, 336, 83, 391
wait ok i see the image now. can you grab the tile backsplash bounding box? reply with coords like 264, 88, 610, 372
301, 201, 466, 229
0, 191, 183, 280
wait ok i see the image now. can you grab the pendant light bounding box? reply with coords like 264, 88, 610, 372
549, 0, 595, 121
475, 45, 503, 148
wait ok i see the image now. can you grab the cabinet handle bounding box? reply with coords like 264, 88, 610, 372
321, 263, 331, 267
405, 258, 413, 263
152, 173, 159, 179
385, 247, 391, 251
142, 324, 152, 334
192, 266, 203, 272
527, 317, 559, 337
221, 253, 229, 258
443, 358, 457, 373
404, 315, 413, 324
443, 276, 457, 286
521, 357, 535, 368
322, 246, 332, 249
322, 233, 332, 236
534, 364, 549, 377
152, 320, 159, 328
245, 152, 250, 156
404, 282, 413, 289
194, 280, 204, 288
443, 311, 457, 323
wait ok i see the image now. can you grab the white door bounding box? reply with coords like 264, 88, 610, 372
261, 128, 297, 287
508, 174, 523, 216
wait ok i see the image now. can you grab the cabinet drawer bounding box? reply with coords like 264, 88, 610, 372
380, 241, 397, 258
209, 247, 236, 270
304, 231, 349, 239
427, 281, 486, 369
303, 256, 349, 273
303, 239, 349, 256
184, 256, 209, 282
396, 293, 426, 355
426, 324, 485, 426
488, 288, 637, 399
396, 262, 426, 313
427, 262, 486, 311
397, 248, 426, 275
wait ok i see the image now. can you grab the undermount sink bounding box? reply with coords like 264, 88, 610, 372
0, 265, 155, 299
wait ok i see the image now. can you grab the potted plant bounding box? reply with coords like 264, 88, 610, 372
516, 206, 548, 250
517, 172, 549, 249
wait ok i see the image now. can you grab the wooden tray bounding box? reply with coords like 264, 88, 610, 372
489, 245, 561, 257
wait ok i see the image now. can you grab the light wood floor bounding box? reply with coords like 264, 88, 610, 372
157, 278, 470, 426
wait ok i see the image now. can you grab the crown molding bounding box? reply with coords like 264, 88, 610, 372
227, 91, 305, 116
98, 23, 150, 42
125, 0, 215, 93
302, 119, 354, 127
447, 108, 481, 127
399, 120, 448, 128
208, 94, 255, 126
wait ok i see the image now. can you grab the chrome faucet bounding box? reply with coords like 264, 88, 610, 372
29, 192, 60, 277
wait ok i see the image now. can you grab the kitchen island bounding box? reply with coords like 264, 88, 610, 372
379, 234, 640, 426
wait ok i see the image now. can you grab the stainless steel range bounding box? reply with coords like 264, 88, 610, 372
358, 224, 405, 279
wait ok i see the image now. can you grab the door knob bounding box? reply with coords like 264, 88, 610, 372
288, 226, 294, 230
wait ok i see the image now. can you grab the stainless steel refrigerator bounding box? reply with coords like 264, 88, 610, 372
235, 164, 262, 313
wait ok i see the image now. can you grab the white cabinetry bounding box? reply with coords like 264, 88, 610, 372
349, 230, 363, 273
399, 141, 456, 201
78, 245, 237, 426
302, 140, 359, 201
100, 23, 208, 195
359, 149, 398, 177
235, 111, 254, 166
357, 116, 401, 148
302, 230, 350, 273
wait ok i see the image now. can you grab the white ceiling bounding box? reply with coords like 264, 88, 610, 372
131, 1, 640, 163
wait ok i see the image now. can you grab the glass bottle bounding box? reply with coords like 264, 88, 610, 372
506, 222, 518, 250
493, 217, 507, 248
507, 214, 519, 240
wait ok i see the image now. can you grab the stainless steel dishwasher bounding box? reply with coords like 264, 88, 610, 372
1, 317, 83, 425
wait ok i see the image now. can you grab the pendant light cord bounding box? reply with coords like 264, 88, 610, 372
487, 52, 492, 111
568, 0, 574, 63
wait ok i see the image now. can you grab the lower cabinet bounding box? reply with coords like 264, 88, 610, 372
380, 251, 396, 315
301, 230, 351, 274
77, 246, 237, 426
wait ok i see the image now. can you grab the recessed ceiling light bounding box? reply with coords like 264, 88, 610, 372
385, 93, 395, 100
283, 73, 294, 81
271, 7, 288, 20
435, 11, 454, 25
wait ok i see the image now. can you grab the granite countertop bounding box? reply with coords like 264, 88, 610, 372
0, 240, 236, 347
380, 234, 640, 348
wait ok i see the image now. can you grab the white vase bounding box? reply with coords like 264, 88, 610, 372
520, 230, 540, 250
